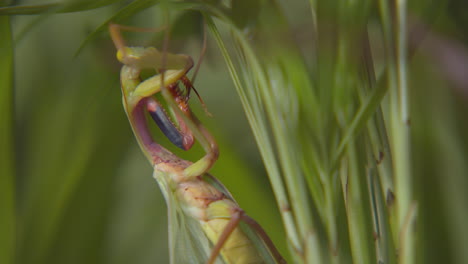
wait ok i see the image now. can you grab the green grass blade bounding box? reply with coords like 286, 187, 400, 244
332, 76, 388, 170
206, 18, 301, 252
0, 11, 15, 264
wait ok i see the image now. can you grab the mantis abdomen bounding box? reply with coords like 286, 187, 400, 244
176, 178, 265, 264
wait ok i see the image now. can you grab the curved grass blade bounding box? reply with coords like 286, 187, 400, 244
0, 0, 123, 15
74, 0, 159, 57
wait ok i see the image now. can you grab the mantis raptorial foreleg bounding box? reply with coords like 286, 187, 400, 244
110, 23, 218, 178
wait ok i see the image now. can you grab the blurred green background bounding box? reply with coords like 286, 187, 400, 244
1, 0, 468, 264
1, 2, 285, 264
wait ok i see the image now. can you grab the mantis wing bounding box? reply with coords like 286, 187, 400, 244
153, 170, 226, 264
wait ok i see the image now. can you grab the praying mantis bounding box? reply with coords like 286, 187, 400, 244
109, 23, 286, 264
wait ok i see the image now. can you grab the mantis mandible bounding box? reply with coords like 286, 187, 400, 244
109, 23, 286, 264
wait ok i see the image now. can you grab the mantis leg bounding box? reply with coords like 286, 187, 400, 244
182, 117, 219, 178
206, 209, 287, 264
139, 76, 218, 178
206, 209, 243, 264
158, 78, 219, 178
